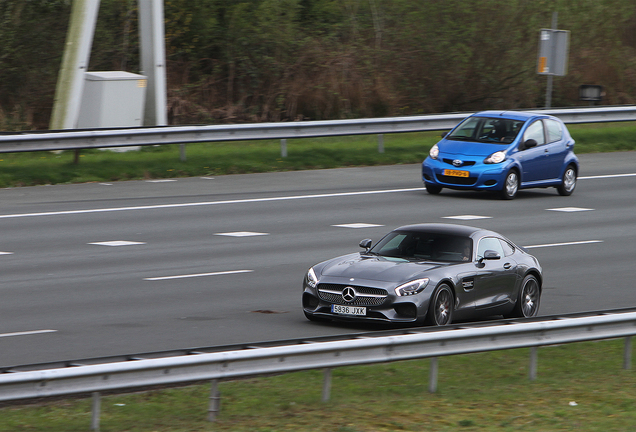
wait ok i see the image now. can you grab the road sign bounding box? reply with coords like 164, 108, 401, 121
537, 29, 570, 76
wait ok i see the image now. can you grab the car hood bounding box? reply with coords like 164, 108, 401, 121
319, 254, 442, 282
438, 139, 509, 157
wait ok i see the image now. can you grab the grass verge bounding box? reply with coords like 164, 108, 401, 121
1, 340, 635, 431
0, 122, 634, 188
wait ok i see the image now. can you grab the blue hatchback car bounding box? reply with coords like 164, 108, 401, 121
421, 111, 579, 199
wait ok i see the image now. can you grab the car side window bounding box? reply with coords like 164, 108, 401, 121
476, 237, 505, 260
523, 120, 546, 146
545, 119, 563, 143
499, 239, 515, 256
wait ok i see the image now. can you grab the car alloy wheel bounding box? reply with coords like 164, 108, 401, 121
427, 284, 453, 326
501, 171, 519, 200
557, 166, 577, 196
519, 275, 540, 318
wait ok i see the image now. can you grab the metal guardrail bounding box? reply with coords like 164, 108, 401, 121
1, 309, 636, 428
0, 105, 635, 153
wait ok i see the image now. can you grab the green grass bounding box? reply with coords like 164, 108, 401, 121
0, 121, 634, 188
1, 340, 635, 431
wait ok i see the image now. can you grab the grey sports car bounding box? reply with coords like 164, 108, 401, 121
302, 223, 542, 326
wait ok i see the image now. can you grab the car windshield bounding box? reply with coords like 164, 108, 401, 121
447, 117, 526, 144
369, 231, 472, 263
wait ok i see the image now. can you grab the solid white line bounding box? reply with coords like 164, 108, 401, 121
0, 188, 425, 219
0, 329, 57, 338
580, 173, 636, 180
144, 269, 253, 281
523, 240, 603, 249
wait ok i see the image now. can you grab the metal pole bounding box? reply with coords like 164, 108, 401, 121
91, 392, 101, 431
428, 357, 438, 393
322, 368, 332, 402
624, 336, 632, 370
529, 347, 538, 380
545, 12, 558, 109
207, 379, 221, 421
377, 134, 384, 153
281, 139, 288, 158
50, 0, 101, 129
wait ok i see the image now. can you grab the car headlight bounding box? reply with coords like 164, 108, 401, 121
429, 144, 439, 159
484, 151, 506, 164
395, 278, 429, 296
306, 267, 318, 288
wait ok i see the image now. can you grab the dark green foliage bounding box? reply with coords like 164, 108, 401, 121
1, 0, 636, 130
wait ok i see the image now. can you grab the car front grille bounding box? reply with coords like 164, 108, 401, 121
442, 159, 476, 167
437, 174, 477, 185
317, 284, 388, 306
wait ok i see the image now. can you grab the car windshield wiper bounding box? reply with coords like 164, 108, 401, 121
446, 136, 475, 141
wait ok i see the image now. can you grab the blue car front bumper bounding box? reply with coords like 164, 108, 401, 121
422, 157, 511, 191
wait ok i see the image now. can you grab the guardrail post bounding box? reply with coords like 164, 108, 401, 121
428, 357, 438, 393
529, 347, 538, 380
322, 368, 332, 402
377, 134, 384, 153
180, 144, 186, 162
207, 379, 221, 421
91, 392, 101, 431
281, 139, 288, 157
624, 337, 632, 370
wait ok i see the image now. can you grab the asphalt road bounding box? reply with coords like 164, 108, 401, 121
1, 152, 635, 367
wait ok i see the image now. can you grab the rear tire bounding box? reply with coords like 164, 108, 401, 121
510, 275, 541, 318
425, 183, 442, 195
426, 284, 454, 326
557, 165, 577, 196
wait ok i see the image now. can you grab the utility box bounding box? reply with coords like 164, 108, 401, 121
77, 71, 147, 128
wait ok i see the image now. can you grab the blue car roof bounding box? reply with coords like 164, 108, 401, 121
471, 110, 546, 121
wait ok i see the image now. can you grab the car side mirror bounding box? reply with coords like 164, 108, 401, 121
520, 139, 537, 150
478, 250, 501, 263
359, 239, 372, 252
441, 132, 448, 138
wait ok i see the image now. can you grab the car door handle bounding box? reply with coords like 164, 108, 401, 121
544, 149, 549, 153
503, 262, 512, 269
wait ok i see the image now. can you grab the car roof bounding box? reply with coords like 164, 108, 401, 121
471, 110, 550, 122
394, 223, 488, 237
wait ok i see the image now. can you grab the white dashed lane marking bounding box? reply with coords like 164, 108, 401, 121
89, 241, 147, 246
332, 223, 384, 229
214, 232, 269, 237
443, 215, 492, 220
546, 207, 594, 212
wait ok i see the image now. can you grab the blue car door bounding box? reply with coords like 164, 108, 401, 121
542, 119, 569, 180
517, 120, 548, 183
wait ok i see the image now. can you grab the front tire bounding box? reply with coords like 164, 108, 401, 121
425, 183, 442, 195
510, 275, 541, 318
426, 284, 454, 326
501, 170, 519, 200
557, 165, 577, 196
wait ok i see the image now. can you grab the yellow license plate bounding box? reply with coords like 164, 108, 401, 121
444, 169, 470, 178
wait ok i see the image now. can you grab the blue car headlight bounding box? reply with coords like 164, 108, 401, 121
484, 151, 506, 164
395, 278, 429, 296
429, 144, 439, 160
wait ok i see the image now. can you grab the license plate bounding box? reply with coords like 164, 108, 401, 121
332, 304, 366, 316
444, 169, 470, 178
